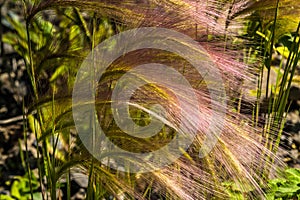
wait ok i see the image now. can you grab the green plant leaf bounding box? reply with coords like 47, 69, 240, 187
276, 183, 300, 195
0, 195, 15, 200
50, 65, 68, 83
28, 114, 42, 138
11, 180, 21, 199
276, 46, 290, 59
285, 168, 300, 183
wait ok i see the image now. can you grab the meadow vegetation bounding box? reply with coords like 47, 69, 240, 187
0, 0, 300, 199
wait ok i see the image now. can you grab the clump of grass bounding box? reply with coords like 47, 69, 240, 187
2, 0, 299, 199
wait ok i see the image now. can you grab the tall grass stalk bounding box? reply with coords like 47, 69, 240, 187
255, 18, 300, 176
23, 3, 46, 199
22, 100, 34, 200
